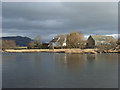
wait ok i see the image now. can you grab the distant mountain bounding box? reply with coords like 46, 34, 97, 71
2, 36, 32, 46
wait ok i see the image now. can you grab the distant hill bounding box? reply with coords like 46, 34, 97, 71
2, 36, 32, 46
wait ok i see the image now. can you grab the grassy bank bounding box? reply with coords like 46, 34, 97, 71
3, 48, 120, 54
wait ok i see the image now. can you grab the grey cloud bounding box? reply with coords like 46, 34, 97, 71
2, 2, 118, 41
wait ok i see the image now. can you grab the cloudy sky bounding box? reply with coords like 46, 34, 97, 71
2, 2, 118, 41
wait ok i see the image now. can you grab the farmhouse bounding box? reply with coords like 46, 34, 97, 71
86, 35, 116, 48
48, 35, 67, 48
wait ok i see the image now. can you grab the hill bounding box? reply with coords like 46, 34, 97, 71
2, 36, 32, 46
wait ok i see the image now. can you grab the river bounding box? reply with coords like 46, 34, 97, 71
2, 53, 118, 88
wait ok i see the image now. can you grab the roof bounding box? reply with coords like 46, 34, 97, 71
90, 35, 116, 42
49, 35, 66, 43
42, 43, 49, 45
49, 38, 58, 43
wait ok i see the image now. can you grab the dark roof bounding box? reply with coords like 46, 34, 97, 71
42, 43, 49, 45
90, 35, 116, 42
49, 38, 59, 43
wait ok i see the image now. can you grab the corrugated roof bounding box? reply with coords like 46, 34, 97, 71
91, 35, 116, 41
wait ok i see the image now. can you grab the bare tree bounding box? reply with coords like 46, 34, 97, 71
27, 41, 34, 49
117, 37, 120, 45
33, 35, 42, 49
0, 39, 2, 50
2, 40, 16, 50
66, 32, 85, 48
34, 35, 42, 44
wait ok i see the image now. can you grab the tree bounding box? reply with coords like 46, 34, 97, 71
2, 40, 16, 50
27, 35, 43, 49
117, 37, 120, 45
34, 35, 42, 44
27, 41, 34, 49
0, 39, 2, 50
97, 41, 117, 52
66, 32, 85, 48
33, 35, 42, 49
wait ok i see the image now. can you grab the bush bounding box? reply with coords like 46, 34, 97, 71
97, 42, 116, 52
27, 41, 34, 49
49, 46, 54, 49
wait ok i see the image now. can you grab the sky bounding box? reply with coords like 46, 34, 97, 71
2, 2, 118, 41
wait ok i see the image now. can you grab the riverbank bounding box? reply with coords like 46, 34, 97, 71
3, 48, 120, 54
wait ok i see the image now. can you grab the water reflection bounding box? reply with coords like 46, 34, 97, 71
53, 54, 87, 70
87, 54, 95, 61
2, 53, 118, 88
86, 54, 96, 63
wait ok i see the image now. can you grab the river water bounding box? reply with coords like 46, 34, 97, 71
2, 52, 118, 88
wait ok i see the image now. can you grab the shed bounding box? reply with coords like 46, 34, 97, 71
86, 35, 116, 48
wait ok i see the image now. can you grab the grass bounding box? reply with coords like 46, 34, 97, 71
4, 48, 98, 54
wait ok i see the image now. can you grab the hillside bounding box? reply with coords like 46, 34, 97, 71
2, 36, 32, 46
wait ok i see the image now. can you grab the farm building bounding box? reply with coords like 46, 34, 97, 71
48, 35, 67, 48
86, 35, 116, 48
41, 43, 49, 49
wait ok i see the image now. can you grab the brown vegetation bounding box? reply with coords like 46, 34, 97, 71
4, 48, 97, 54
97, 41, 117, 52
27, 35, 42, 49
117, 37, 120, 45
27, 41, 34, 49
66, 32, 85, 48
2, 40, 16, 50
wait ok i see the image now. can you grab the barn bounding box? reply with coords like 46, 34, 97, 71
86, 35, 116, 48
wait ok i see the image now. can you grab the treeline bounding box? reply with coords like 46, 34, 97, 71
27, 32, 86, 49
0, 33, 120, 51
96, 37, 120, 52
27, 41, 42, 49
26, 32, 120, 50
27, 35, 43, 49
1, 40, 16, 50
